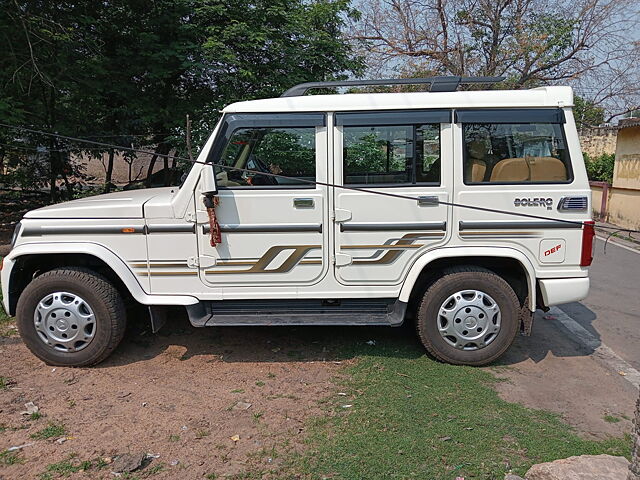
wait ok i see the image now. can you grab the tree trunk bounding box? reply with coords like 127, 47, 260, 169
60, 152, 74, 200
49, 138, 59, 202
104, 148, 115, 193
630, 388, 640, 480
127, 159, 133, 184
145, 142, 170, 188
163, 152, 169, 186
145, 152, 159, 188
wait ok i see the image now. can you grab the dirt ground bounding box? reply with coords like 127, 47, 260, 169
1, 309, 636, 479
492, 311, 637, 440
0, 312, 349, 479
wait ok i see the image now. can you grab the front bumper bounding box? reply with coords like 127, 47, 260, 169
1, 254, 15, 315
538, 277, 590, 307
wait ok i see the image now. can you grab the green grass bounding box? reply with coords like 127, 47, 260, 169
291, 334, 631, 479
144, 462, 165, 475
0, 449, 24, 466
30, 411, 43, 421
0, 376, 12, 390
39, 455, 109, 479
31, 422, 66, 440
604, 415, 621, 423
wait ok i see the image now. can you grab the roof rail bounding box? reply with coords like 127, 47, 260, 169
281, 76, 505, 97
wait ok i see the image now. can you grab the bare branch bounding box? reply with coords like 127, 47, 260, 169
350, 0, 640, 118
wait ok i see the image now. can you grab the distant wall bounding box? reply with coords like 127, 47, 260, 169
607, 189, 640, 230
75, 150, 165, 185
590, 121, 640, 230
612, 125, 640, 190
579, 126, 617, 157
591, 182, 604, 218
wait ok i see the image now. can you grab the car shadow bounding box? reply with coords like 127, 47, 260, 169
97, 303, 602, 368
98, 306, 425, 368
495, 305, 601, 366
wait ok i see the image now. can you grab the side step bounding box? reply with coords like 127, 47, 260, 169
185, 298, 407, 327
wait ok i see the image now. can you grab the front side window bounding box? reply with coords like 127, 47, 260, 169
463, 123, 571, 184
215, 127, 316, 187
343, 124, 440, 185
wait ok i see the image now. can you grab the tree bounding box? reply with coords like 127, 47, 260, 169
0, 0, 363, 198
574, 96, 606, 129
351, 0, 640, 120
0, 1, 103, 200
191, 0, 364, 143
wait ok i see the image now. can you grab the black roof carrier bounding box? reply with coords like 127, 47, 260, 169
281, 76, 505, 97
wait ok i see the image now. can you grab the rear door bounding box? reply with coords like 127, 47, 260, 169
333, 110, 452, 285
196, 113, 330, 288
453, 108, 590, 268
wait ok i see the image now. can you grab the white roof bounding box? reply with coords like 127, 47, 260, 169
223, 86, 573, 114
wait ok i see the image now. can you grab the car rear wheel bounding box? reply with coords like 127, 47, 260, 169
416, 266, 519, 366
16, 267, 126, 367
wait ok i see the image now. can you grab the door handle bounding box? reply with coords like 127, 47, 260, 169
417, 196, 440, 206
293, 198, 314, 208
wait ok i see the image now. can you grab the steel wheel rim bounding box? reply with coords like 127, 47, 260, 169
33, 291, 96, 352
437, 289, 501, 351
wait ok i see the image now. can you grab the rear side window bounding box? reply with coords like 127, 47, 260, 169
342, 124, 441, 185
463, 123, 571, 184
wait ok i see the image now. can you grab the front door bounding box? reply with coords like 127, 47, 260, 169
196, 113, 330, 288
333, 110, 452, 285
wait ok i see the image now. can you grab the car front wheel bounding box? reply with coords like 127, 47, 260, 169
16, 267, 126, 367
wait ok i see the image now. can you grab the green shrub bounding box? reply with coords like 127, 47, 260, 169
584, 152, 615, 183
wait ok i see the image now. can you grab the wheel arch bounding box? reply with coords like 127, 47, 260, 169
3, 243, 197, 315
399, 247, 536, 312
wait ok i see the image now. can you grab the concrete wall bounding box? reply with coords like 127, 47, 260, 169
612, 126, 640, 190
579, 126, 618, 157
82, 151, 162, 185
590, 122, 640, 230
607, 188, 640, 230
591, 183, 604, 218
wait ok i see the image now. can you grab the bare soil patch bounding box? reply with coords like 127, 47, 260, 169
491, 312, 637, 440
0, 311, 351, 479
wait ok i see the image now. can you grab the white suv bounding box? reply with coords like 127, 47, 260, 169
1, 77, 595, 367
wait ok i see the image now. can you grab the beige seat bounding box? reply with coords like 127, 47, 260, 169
490, 156, 567, 182
529, 156, 567, 181
465, 141, 488, 183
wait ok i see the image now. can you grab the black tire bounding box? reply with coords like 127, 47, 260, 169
16, 267, 126, 367
416, 266, 519, 366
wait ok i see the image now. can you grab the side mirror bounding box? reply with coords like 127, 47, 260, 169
200, 164, 218, 196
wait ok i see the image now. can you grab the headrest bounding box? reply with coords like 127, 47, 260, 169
468, 140, 488, 159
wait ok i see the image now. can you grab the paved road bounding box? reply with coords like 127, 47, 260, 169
559, 237, 640, 371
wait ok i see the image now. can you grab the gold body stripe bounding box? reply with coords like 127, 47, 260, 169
205, 245, 321, 275
345, 233, 444, 265
132, 262, 189, 268
341, 244, 424, 250
134, 230, 445, 275
138, 271, 198, 276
